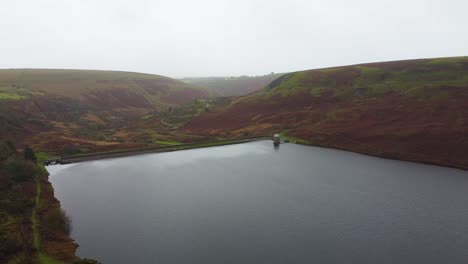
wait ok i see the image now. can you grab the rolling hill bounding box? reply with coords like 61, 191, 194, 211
0, 69, 212, 154
183, 57, 468, 169
0, 69, 211, 108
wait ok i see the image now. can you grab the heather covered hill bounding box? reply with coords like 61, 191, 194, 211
0, 69, 211, 108
0, 69, 212, 153
184, 57, 468, 169
181, 73, 282, 96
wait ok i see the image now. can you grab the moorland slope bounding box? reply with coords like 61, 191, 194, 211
184, 57, 468, 169
0, 69, 212, 154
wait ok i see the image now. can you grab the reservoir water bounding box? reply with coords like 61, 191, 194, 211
47, 141, 468, 264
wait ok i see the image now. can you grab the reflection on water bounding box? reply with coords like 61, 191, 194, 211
48, 141, 468, 264
274, 144, 280, 151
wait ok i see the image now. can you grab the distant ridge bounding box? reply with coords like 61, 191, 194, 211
181, 73, 282, 96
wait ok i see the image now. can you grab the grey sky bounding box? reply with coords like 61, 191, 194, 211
1, 0, 467, 77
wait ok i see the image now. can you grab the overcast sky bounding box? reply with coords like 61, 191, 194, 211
1, 0, 467, 77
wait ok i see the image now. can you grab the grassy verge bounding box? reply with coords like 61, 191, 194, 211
154, 140, 181, 146
38, 253, 65, 264
32, 175, 40, 250
279, 130, 310, 144
0, 92, 25, 100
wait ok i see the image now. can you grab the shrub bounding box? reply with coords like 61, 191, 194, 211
23, 146, 37, 164
0, 231, 21, 261
1, 199, 34, 215
4, 159, 37, 182
42, 208, 72, 235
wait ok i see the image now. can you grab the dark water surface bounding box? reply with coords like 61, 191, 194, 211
48, 141, 468, 264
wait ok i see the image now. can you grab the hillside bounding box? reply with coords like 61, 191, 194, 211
0, 69, 211, 108
183, 57, 468, 169
181, 73, 282, 96
0, 69, 212, 154
0, 141, 98, 263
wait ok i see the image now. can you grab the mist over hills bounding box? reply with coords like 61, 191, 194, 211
180, 73, 282, 96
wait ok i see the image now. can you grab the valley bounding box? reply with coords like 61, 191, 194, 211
1, 56, 467, 263
180, 73, 282, 96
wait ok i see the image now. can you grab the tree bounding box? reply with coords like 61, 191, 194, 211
6, 140, 15, 151
43, 208, 72, 235
5, 159, 37, 182
23, 146, 36, 164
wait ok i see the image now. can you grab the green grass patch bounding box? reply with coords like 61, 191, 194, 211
38, 253, 66, 264
36, 153, 49, 163
425, 56, 468, 65
141, 114, 153, 120
262, 72, 308, 98
279, 131, 310, 144
358, 66, 381, 74
155, 140, 181, 146
0, 92, 25, 100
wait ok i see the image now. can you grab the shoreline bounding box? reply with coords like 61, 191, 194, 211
39, 138, 467, 263
297, 141, 468, 171
45, 135, 468, 171
45, 137, 271, 165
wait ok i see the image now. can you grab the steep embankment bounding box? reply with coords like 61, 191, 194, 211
184, 57, 468, 169
0, 69, 212, 154
0, 142, 97, 263
181, 74, 282, 96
